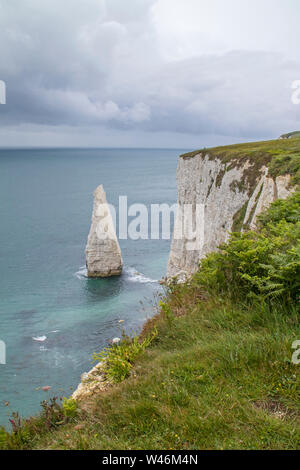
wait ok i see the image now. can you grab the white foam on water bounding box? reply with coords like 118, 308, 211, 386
75, 266, 88, 280
125, 267, 158, 284
75, 265, 158, 284
32, 336, 47, 342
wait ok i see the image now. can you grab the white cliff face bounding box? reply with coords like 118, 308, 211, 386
86, 185, 123, 278
167, 153, 294, 279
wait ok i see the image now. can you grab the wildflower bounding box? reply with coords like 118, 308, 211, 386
42, 386, 51, 392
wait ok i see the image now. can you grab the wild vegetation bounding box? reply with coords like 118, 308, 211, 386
280, 131, 300, 140
1, 190, 299, 450
92, 329, 158, 384
194, 191, 300, 305
182, 137, 300, 186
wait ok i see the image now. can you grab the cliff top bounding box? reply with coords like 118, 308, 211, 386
181, 137, 300, 186
280, 131, 300, 139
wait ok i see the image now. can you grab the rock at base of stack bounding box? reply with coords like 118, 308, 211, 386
86, 185, 123, 278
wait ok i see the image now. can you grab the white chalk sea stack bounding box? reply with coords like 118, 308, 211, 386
86, 185, 123, 278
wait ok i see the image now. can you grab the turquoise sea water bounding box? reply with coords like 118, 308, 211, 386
0, 148, 186, 428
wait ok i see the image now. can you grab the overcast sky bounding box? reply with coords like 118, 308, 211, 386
0, 0, 300, 147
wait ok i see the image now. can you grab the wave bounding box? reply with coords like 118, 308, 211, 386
32, 335, 47, 342
125, 267, 158, 284
75, 266, 88, 280
75, 265, 158, 284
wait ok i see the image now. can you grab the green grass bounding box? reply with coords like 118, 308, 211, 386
1, 295, 299, 450
181, 137, 300, 186
280, 131, 300, 140
1, 162, 299, 451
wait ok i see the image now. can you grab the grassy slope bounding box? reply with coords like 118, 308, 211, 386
3, 296, 299, 450
181, 136, 300, 161
1, 140, 299, 451
181, 137, 300, 185
280, 131, 300, 140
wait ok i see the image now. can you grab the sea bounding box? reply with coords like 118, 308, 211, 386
0, 147, 188, 428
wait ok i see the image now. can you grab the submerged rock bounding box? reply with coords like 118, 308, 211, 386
86, 185, 123, 278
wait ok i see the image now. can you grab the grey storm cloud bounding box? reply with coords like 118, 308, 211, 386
0, 0, 300, 143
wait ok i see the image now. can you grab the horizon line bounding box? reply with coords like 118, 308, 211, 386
0, 146, 193, 151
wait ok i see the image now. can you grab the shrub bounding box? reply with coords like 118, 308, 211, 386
40, 397, 66, 429
93, 329, 158, 383
192, 192, 300, 307
62, 398, 78, 420
258, 191, 300, 226
0, 414, 33, 450
268, 154, 300, 186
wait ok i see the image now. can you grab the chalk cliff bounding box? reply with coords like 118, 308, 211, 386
167, 141, 296, 279
86, 185, 123, 278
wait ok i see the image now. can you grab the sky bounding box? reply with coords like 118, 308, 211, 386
0, 0, 300, 148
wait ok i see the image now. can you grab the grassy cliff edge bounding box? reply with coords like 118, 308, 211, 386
1, 142, 299, 451
181, 137, 300, 186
